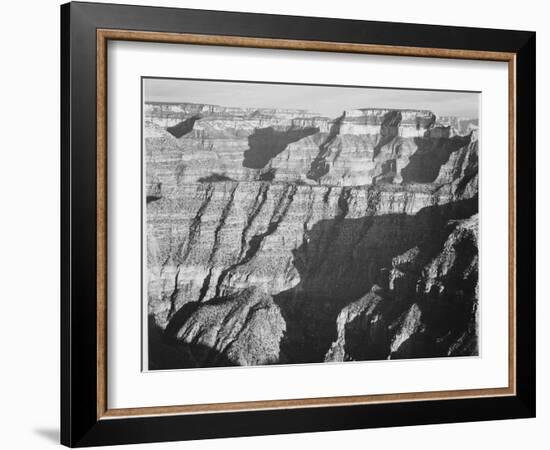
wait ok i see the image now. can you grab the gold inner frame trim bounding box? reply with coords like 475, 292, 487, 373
96, 28, 517, 420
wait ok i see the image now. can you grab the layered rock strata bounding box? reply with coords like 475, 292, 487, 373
146, 101, 479, 368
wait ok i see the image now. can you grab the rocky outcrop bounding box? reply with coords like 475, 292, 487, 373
339, 109, 436, 137
144, 103, 476, 189
437, 116, 479, 135
147, 183, 476, 328
325, 214, 478, 361
166, 288, 286, 367
145, 100, 479, 369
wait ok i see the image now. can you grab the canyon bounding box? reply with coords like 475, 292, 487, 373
145, 101, 479, 369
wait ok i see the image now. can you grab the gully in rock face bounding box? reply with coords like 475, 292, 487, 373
143, 77, 480, 370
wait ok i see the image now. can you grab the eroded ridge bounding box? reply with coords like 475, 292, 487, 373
145, 100, 479, 369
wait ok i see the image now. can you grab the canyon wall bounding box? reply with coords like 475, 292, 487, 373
145, 101, 479, 369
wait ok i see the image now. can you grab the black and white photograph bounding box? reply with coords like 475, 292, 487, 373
144, 78, 480, 370
0, 0, 542, 447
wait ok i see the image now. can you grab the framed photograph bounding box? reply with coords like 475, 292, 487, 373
61, 1, 535, 447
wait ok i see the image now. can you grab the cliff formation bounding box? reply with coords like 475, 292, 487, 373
145, 101, 479, 369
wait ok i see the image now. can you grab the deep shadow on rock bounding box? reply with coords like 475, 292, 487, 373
306, 114, 345, 181
197, 173, 234, 182
149, 288, 286, 369
149, 197, 478, 369
373, 110, 403, 159
273, 196, 478, 364
401, 134, 470, 183
243, 126, 319, 169
166, 115, 201, 138
148, 314, 236, 370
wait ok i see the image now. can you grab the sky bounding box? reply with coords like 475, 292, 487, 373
143, 78, 479, 119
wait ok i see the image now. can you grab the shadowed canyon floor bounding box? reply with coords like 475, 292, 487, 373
145, 102, 479, 370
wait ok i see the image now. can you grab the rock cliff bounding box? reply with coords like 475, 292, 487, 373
146, 101, 479, 368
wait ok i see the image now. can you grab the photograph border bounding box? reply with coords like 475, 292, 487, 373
62, 2, 535, 446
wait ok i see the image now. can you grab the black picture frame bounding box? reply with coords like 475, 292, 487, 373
61, 1, 536, 447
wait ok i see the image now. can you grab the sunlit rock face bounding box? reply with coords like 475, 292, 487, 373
339, 108, 436, 136
145, 101, 479, 368
173, 287, 286, 367
437, 115, 479, 135
144, 103, 476, 190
